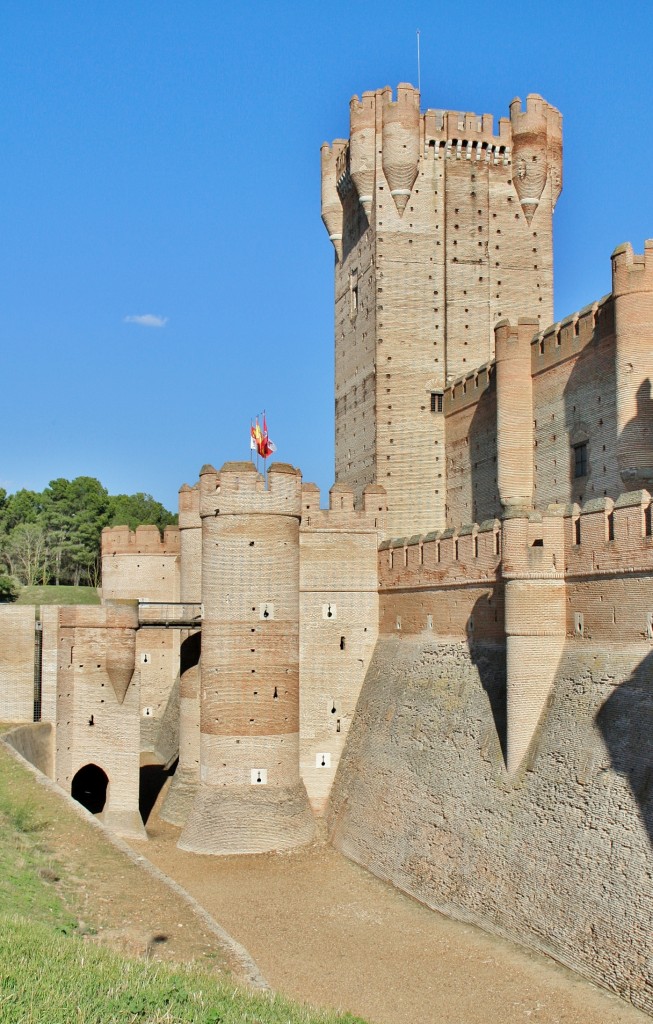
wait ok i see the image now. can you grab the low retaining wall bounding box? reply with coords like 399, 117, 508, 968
3, 722, 54, 778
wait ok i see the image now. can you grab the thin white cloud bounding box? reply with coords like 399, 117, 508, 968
123, 314, 168, 328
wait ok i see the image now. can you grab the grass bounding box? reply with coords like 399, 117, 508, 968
15, 585, 101, 616
0, 918, 367, 1024
0, 748, 367, 1024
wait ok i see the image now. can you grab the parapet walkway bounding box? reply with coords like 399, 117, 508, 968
130, 816, 648, 1024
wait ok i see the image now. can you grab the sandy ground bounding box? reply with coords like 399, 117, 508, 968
129, 811, 650, 1024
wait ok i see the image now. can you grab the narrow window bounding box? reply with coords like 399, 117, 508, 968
430, 391, 443, 413
574, 517, 581, 545
573, 442, 588, 479
607, 511, 615, 542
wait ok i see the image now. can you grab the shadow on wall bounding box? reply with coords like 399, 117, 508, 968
461, 376, 500, 525
561, 306, 623, 506
616, 378, 653, 491
596, 650, 653, 848
180, 630, 201, 675
139, 760, 178, 824
467, 594, 507, 764
71, 763, 108, 815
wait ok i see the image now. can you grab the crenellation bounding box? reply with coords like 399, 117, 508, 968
101, 523, 180, 555
532, 296, 613, 371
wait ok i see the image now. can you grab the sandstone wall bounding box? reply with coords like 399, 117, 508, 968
328, 634, 653, 1016
0, 605, 36, 722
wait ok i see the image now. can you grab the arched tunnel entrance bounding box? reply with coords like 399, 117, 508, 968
71, 763, 109, 814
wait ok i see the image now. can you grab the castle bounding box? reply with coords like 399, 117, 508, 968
2, 85, 652, 1014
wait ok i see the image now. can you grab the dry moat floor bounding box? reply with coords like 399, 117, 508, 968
128, 810, 649, 1024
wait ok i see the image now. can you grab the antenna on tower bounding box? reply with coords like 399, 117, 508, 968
416, 29, 421, 93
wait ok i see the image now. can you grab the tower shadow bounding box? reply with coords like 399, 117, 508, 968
596, 650, 653, 847
467, 593, 507, 764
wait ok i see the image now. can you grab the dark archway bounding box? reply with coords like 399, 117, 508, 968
139, 759, 178, 824
180, 630, 201, 674
71, 764, 108, 814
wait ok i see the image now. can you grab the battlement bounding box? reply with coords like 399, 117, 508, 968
379, 518, 501, 590
611, 240, 653, 295
563, 489, 653, 576
509, 93, 561, 135
423, 109, 510, 149
199, 461, 303, 518
444, 362, 493, 415
101, 524, 180, 556
531, 295, 613, 372
300, 481, 386, 532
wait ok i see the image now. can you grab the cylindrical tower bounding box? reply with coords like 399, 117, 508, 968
381, 83, 420, 214
509, 94, 561, 225
321, 141, 345, 261
495, 318, 537, 511
178, 461, 315, 854
349, 90, 376, 218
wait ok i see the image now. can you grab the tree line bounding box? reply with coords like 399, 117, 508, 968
0, 477, 176, 595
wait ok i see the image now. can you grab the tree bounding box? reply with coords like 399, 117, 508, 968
107, 492, 177, 532
42, 477, 110, 586
1, 523, 51, 586
0, 573, 19, 602
0, 477, 176, 588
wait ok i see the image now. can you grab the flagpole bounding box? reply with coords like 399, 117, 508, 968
417, 29, 421, 93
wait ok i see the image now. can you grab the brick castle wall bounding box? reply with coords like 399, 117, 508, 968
101, 525, 180, 602
0, 606, 35, 722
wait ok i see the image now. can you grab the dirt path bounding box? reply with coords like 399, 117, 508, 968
131, 813, 649, 1024
0, 739, 260, 986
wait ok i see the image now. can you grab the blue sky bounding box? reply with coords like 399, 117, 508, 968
2, 1, 652, 512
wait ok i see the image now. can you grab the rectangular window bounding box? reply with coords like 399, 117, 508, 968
573, 442, 588, 479
430, 392, 443, 413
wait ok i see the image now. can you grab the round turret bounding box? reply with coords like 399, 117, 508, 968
509, 94, 562, 225
381, 84, 420, 215
321, 141, 344, 261
349, 91, 376, 217
178, 463, 315, 854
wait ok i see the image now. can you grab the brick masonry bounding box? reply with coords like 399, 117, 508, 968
0, 606, 35, 721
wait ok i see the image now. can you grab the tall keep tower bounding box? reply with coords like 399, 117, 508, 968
321, 86, 562, 536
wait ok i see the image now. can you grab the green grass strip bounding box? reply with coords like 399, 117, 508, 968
0, 916, 367, 1024
15, 585, 101, 608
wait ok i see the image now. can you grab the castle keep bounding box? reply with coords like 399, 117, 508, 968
322, 86, 561, 536
2, 85, 652, 1016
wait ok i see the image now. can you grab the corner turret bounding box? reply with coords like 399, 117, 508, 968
509, 94, 562, 224
381, 83, 420, 214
